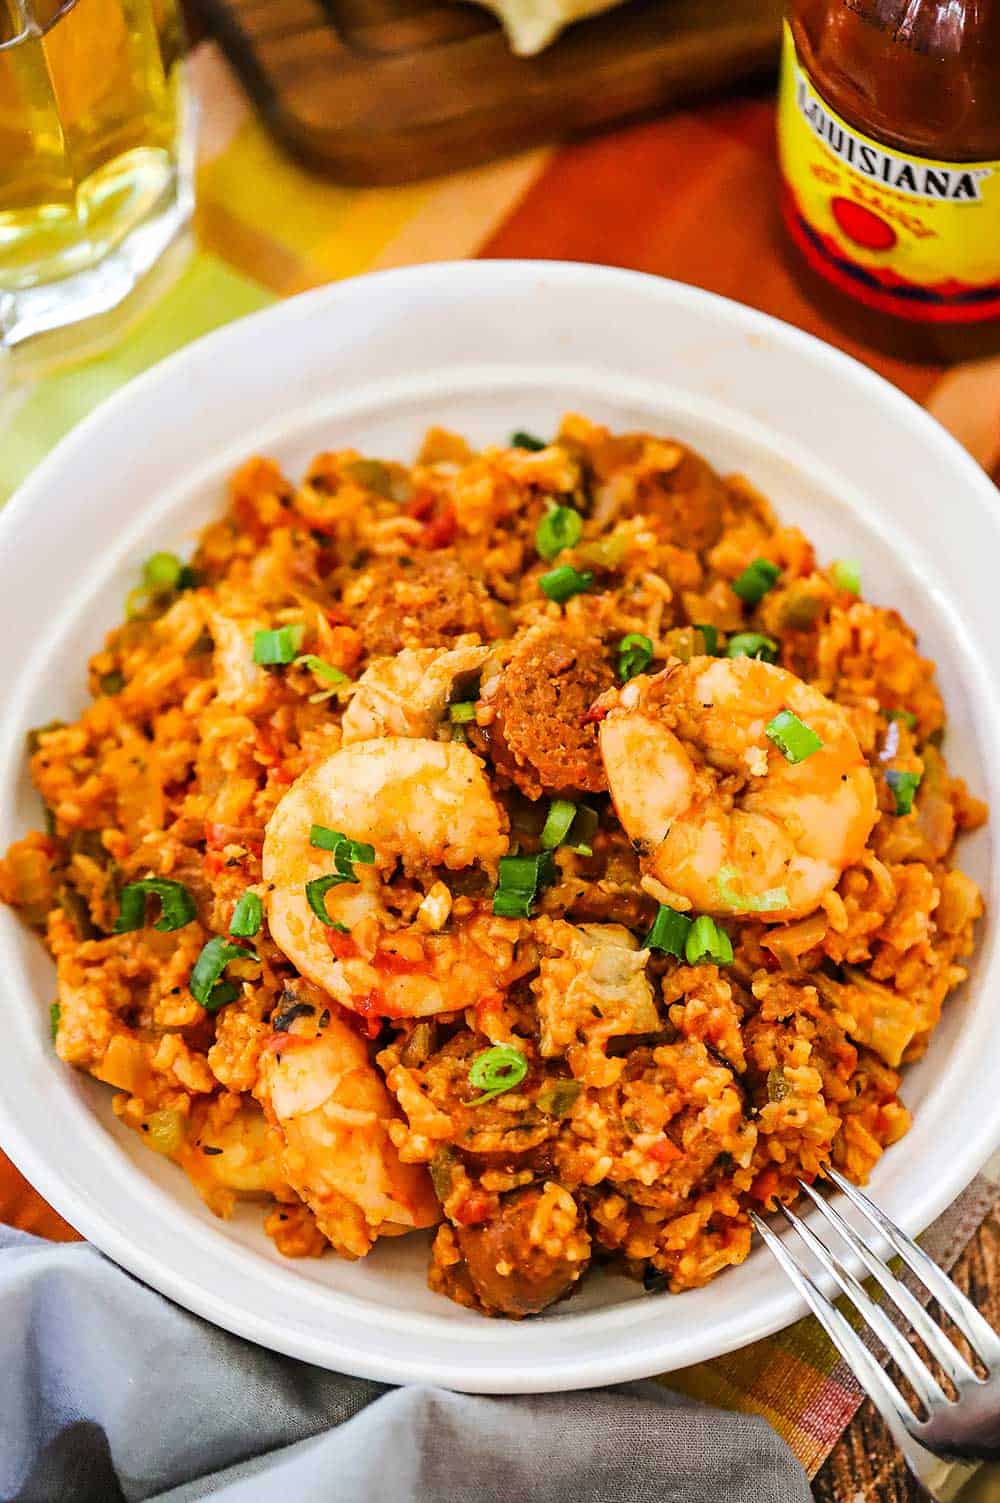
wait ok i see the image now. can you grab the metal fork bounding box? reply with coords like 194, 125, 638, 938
750, 1166, 1000, 1502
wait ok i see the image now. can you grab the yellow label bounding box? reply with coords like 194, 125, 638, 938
777, 21, 1000, 323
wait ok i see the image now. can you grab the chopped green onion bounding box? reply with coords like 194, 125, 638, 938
536, 1078, 581, 1117
143, 552, 184, 592
685, 915, 734, 966
229, 891, 263, 939
534, 799, 599, 855
831, 559, 861, 595
726, 632, 778, 663
765, 709, 824, 764
344, 458, 394, 498
176, 564, 199, 591
190, 936, 259, 1011
468, 1043, 528, 1104
694, 623, 719, 656
883, 708, 918, 730
100, 670, 125, 696
540, 798, 577, 850
305, 874, 350, 925
644, 905, 693, 958
564, 803, 599, 856
252, 624, 305, 666
492, 851, 555, 919
125, 586, 151, 619
49, 1002, 60, 1042
618, 632, 653, 682
449, 701, 477, 724
732, 558, 780, 605
886, 769, 921, 816
309, 826, 375, 879
539, 565, 594, 603
114, 878, 197, 934
536, 504, 583, 562
511, 430, 547, 452
716, 866, 789, 913
293, 654, 350, 687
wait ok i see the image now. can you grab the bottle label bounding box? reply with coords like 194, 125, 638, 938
777, 21, 1000, 324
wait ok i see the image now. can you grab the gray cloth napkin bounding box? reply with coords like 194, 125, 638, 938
0, 1225, 810, 1503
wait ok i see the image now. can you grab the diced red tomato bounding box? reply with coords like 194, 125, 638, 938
420, 507, 457, 549
454, 1194, 492, 1227
649, 1138, 683, 1167
323, 927, 359, 961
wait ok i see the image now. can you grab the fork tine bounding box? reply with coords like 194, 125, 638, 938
798, 1178, 977, 1390
778, 1201, 946, 1411
827, 1167, 1000, 1368
749, 1209, 917, 1452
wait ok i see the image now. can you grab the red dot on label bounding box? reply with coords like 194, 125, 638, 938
830, 197, 897, 252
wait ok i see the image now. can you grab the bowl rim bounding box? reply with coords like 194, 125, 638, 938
1, 258, 999, 1391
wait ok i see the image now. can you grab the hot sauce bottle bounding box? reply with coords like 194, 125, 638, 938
777, 1, 1000, 360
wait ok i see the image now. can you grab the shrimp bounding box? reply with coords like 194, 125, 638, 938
256, 1012, 439, 1257
341, 642, 488, 744
598, 656, 877, 922
263, 737, 516, 1017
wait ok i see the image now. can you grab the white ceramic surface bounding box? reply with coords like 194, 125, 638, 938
1, 261, 998, 1393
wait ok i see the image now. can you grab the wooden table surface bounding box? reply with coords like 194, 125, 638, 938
5, 73, 1000, 1501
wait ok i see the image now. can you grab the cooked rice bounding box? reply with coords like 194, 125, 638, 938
0, 415, 985, 1317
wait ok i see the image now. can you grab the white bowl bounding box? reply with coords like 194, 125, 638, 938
1, 262, 997, 1392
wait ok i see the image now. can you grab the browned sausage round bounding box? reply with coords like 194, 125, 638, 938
478, 624, 613, 799
351, 553, 505, 659
455, 1185, 591, 1318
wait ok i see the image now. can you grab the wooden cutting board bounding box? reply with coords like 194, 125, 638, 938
192, 0, 784, 185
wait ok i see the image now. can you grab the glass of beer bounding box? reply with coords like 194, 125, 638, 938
0, 0, 192, 354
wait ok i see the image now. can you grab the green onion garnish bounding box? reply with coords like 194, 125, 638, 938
685, 915, 734, 966
100, 670, 125, 696
831, 559, 861, 595
253, 624, 305, 666
886, 769, 921, 816
309, 826, 375, 880
538, 798, 598, 856
49, 1002, 60, 1042
732, 558, 780, 605
539, 565, 594, 603
229, 891, 263, 939
644, 905, 693, 958
540, 798, 577, 850
468, 1043, 529, 1104
293, 654, 349, 687
536, 504, 583, 562
492, 851, 556, 919
114, 878, 197, 934
511, 430, 547, 452
618, 633, 653, 682
449, 702, 477, 724
143, 552, 184, 592
537, 800, 598, 856
536, 1078, 581, 1117
883, 708, 918, 730
765, 709, 823, 764
726, 633, 778, 663
305, 874, 349, 926
694, 623, 719, 656
716, 866, 789, 913
190, 936, 259, 1012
